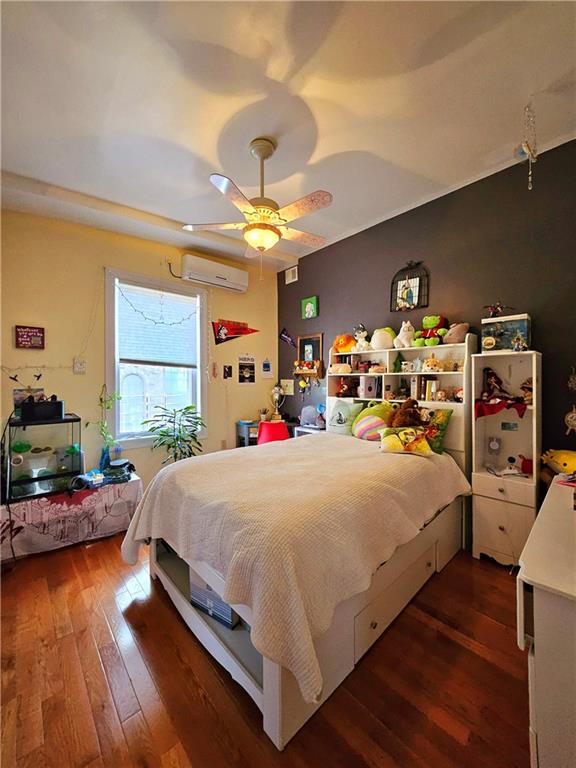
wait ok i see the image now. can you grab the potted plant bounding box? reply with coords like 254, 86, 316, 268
86, 385, 121, 470
142, 405, 204, 464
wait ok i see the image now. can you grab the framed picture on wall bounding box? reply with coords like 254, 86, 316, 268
300, 296, 319, 320
390, 261, 429, 312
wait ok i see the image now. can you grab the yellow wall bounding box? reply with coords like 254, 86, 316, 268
1, 210, 278, 486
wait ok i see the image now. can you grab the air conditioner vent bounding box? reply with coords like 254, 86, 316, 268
284, 266, 298, 285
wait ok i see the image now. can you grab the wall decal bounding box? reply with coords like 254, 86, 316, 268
223, 365, 233, 379
301, 296, 319, 319
261, 359, 273, 378
212, 319, 258, 345
15, 325, 45, 349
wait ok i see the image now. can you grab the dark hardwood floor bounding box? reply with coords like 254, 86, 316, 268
1, 536, 529, 767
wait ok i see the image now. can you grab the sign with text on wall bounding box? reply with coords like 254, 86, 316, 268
15, 325, 45, 349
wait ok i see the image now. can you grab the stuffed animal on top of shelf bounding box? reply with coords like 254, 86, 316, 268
351, 323, 371, 352
413, 315, 449, 347
332, 334, 356, 353
370, 327, 396, 350
393, 321, 415, 349
391, 398, 422, 428
443, 322, 470, 345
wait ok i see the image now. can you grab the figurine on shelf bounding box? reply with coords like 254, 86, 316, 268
483, 301, 515, 318
453, 386, 464, 403
520, 377, 533, 405
422, 353, 443, 373
481, 367, 518, 403
512, 331, 529, 352
393, 321, 415, 349
369, 364, 386, 374
352, 323, 371, 352
435, 390, 448, 402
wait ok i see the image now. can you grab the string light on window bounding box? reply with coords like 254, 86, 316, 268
117, 284, 197, 326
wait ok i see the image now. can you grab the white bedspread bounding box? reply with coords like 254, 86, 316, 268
122, 433, 470, 703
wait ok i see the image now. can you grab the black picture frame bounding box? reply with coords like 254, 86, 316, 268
390, 261, 429, 312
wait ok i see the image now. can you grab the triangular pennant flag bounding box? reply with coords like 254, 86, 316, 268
212, 319, 259, 345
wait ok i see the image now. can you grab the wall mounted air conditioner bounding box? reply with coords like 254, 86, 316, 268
181, 254, 249, 293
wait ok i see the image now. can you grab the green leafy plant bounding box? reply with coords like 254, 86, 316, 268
142, 405, 205, 463
86, 385, 121, 448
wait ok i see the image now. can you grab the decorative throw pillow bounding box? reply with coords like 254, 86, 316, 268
352, 400, 397, 441
421, 408, 453, 454
327, 401, 363, 435
379, 426, 433, 456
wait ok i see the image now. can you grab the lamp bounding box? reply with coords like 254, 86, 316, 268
243, 223, 281, 252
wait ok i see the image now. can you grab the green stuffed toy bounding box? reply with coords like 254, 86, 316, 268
413, 315, 449, 346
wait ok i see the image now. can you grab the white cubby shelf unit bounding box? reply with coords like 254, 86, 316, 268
326, 333, 477, 475
471, 350, 542, 566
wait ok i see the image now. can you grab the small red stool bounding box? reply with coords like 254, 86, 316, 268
257, 420, 290, 445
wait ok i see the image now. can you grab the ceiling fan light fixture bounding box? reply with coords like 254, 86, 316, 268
243, 222, 281, 252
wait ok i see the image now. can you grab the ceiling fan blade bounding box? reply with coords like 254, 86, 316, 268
276, 190, 332, 224
280, 227, 326, 249
210, 173, 256, 216
182, 222, 246, 232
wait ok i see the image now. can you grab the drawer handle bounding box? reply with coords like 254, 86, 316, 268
426, 561, 433, 568
498, 525, 506, 532
370, 621, 378, 630
498, 487, 505, 494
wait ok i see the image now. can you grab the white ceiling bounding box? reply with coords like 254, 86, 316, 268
2, 2, 575, 268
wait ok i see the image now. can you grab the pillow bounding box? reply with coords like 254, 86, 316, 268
352, 401, 396, 441
421, 408, 453, 454
379, 426, 433, 456
327, 401, 363, 435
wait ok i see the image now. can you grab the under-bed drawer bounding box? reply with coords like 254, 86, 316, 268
354, 545, 435, 663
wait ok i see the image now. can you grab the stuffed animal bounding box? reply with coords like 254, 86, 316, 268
352, 323, 371, 352
422, 353, 443, 373
327, 363, 352, 375
393, 321, 415, 349
542, 448, 576, 475
443, 322, 470, 345
332, 334, 356, 353
413, 315, 449, 347
391, 398, 422, 428
371, 327, 396, 350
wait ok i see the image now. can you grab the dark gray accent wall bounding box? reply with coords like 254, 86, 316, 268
278, 140, 576, 451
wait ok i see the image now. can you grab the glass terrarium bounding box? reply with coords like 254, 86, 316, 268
6, 414, 83, 501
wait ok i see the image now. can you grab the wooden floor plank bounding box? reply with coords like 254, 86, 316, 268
1, 539, 530, 768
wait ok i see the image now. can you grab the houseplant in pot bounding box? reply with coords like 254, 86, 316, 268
87, 385, 121, 470
143, 404, 204, 463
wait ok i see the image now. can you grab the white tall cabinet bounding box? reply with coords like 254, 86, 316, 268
517, 479, 576, 768
471, 351, 541, 565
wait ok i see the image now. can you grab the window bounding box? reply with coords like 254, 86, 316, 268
106, 270, 206, 442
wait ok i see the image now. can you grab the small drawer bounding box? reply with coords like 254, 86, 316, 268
354, 546, 435, 663
473, 496, 533, 564
472, 472, 535, 507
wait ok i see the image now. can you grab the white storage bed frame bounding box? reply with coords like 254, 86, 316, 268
150, 492, 464, 750
149, 339, 474, 749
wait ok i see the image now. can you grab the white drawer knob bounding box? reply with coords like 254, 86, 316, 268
370, 621, 378, 630
498, 487, 505, 494
498, 525, 506, 532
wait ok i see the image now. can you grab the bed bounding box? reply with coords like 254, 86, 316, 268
122, 430, 470, 749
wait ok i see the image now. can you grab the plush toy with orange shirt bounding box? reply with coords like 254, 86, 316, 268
332, 334, 356, 353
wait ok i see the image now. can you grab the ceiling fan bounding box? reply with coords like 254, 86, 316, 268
183, 137, 333, 256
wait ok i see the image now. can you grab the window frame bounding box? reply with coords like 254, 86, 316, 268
105, 268, 208, 447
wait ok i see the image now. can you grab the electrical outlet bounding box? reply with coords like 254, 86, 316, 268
73, 357, 87, 375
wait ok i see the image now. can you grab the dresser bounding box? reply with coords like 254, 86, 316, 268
517, 479, 576, 768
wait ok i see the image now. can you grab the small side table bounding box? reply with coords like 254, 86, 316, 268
1, 474, 143, 560
236, 421, 259, 447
